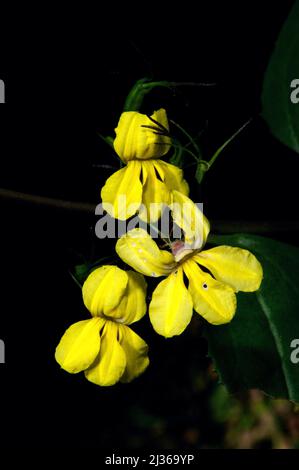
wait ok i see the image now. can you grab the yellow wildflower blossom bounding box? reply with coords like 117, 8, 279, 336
101, 109, 189, 221
55, 266, 149, 386
116, 191, 263, 337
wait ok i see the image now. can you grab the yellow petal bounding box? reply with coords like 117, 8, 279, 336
183, 259, 236, 325
138, 161, 170, 222
108, 271, 147, 324
101, 160, 143, 220
55, 318, 103, 373
113, 109, 171, 162
170, 190, 210, 249
158, 160, 189, 196
196, 246, 263, 292
151, 108, 170, 133
116, 228, 176, 277
118, 324, 149, 383
149, 268, 193, 337
82, 266, 128, 316
85, 322, 126, 386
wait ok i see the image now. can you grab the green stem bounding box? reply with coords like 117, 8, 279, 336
4, 188, 298, 235
69, 270, 83, 288
123, 78, 215, 111
88, 255, 116, 269
208, 119, 252, 168
171, 141, 201, 162
170, 119, 202, 158
97, 133, 114, 148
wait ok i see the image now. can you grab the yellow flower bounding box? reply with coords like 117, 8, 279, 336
101, 109, 189, 221
55, 266, 149, 386
116, 191, 263, 337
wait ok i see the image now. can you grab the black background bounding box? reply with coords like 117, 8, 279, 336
0, 1, 298, 449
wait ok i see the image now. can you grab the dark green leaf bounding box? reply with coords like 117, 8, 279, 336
204, 233, 299, 402
262, 1, 299, 153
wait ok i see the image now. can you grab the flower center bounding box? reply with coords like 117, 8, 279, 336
171, 240, 195, 263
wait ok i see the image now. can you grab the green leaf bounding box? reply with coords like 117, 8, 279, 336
204, 233, 299, 402
262, 1, 299, 153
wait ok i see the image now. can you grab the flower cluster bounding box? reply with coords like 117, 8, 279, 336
55, 108, 263, 386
